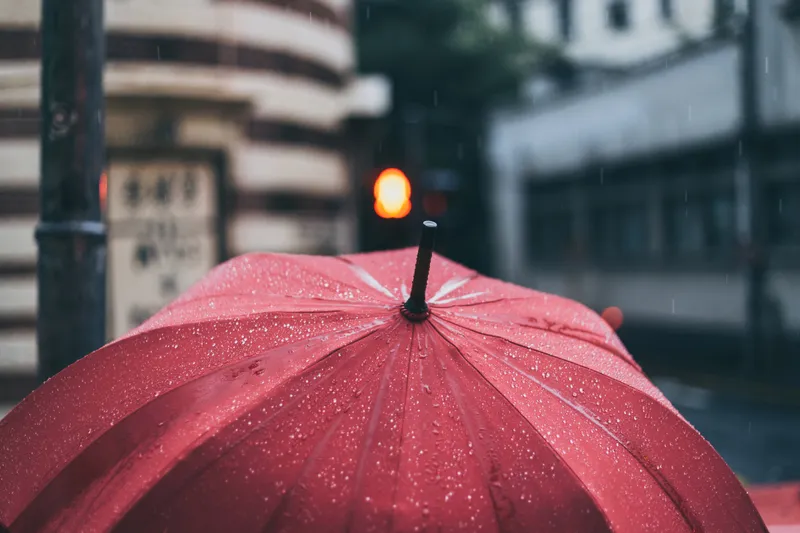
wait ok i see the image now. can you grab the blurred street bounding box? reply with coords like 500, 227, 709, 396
654, 377, 800, 484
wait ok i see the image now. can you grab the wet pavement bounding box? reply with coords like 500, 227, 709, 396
655, 377, 800, 484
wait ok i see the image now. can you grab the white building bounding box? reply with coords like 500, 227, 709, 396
489, 0, 717, 68
487, 0, 800, 370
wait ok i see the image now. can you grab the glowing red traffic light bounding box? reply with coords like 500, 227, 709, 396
99, 170, 108, 213
374, 168, 411, 219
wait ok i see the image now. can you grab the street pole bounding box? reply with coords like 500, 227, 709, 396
36, 0, 107, 381
735, 0, 767, 377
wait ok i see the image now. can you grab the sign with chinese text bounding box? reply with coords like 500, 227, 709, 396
106, 158, 219, 339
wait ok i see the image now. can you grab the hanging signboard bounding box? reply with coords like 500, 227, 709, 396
106, 157, 220, 339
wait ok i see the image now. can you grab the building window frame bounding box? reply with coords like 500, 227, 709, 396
607, 0, 631, 32
557, 0, 573, 41
660, 0, 674, 21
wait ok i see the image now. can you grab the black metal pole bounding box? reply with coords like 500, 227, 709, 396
36, 0, 107, 381
736, 0, 767, 377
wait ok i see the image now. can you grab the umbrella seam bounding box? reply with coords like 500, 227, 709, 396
343, 327, 412, 533
428, 321, 617, 533
442, 370, 516, 533
112, 307, 388, 348
332, 255, 407, 302
19, 324, 389, 530
436, 310, 639, 372
433, 314, 646, 394
158, 294, 393, 314
435, 321, 720, 533
125, 323, 393, 531
387, 325, 417, 533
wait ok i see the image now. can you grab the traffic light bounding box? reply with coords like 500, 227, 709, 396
374, 168, 412, 219
99, 169, 108, 214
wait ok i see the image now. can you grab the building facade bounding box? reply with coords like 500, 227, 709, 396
0, 0, 389, 414
489, 0, 716, 67
488, 0, 800, 374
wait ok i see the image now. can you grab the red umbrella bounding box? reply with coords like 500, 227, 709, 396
0, 222, 766, 532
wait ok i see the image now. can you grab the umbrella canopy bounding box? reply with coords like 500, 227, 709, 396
0, 224, 766, 533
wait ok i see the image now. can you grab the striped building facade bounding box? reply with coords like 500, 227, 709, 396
0, 0, 389, 413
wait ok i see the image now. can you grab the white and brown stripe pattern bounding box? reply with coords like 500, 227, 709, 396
0, 0, 385, 402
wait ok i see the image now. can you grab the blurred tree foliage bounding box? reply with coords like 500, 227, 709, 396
354, 0, 551, 273
355, 0, 547, 109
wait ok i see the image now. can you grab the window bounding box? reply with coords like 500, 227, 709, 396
557, 0, 573, 41
767, 182, 800, 246
707, 196, 735, 249
663, 192, 735, 259
591, 205, 649, 261
660, 0, 674, 21
527, 213, 574, 262
607, 0, 630, 31
713, 0, 736, 35
524, 185, 575, 262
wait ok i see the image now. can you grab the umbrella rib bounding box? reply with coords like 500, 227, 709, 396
431, 294, 537, 309
162, 293, 392, 311
433, 313, 642, 384
387, 324, 418, 533
48, 324, 390, 532
277, 253, 402, 302
343, 331, 411, 533
428, 322, 616, 533
110, 324, 393, 531
436, 322, 703, 532
112, 306, 390, 348
258, 404, 352, 532
440, 360, 516, 533
333, 255, 401, 301
439, 310, 638, 370
259, 324, 407, 532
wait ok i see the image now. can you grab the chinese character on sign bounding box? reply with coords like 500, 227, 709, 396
133, 242, 158, 269
184, 170, 198, 204
155, 175, 173, 205
124, 175, 142, 208
160, 274, 178, 297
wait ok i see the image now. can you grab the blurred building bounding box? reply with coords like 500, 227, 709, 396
0, 0, 389, 413
490, 0, 716, 67
488, 0, 800, 374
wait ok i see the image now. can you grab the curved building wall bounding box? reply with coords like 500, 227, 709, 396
0, 0, 377, 392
